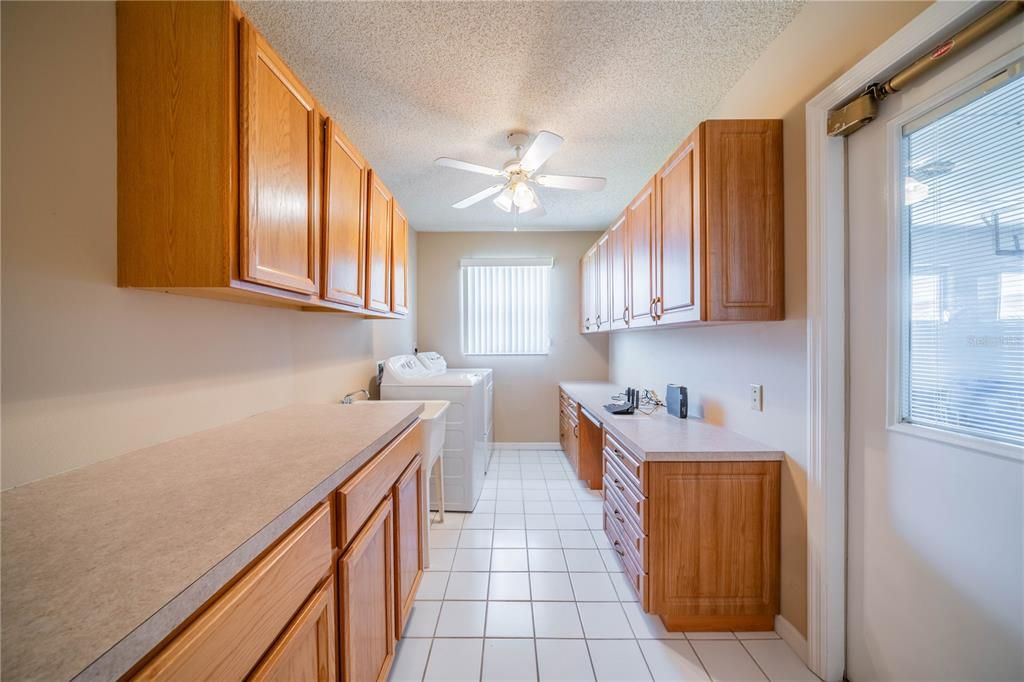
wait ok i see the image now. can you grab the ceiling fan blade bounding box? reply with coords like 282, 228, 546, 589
435, 157, 506, 177
519, 131, 564, 173
452, 184, 506, 209
534, 174, 607, 192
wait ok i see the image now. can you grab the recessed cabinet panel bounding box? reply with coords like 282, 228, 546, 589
393, 456, 423, 635
656, 130, 702, 325
596, 234, 610, 331
322, 119, 367, 308
628, 179, 656, 328
240, 19, 318, 295
703, 120, 784, 321
249, 579, 337, 682
365, 172, 393, 313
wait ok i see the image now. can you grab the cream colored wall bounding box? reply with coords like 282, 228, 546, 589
416, 232, 609, 442
0, 1, 416, 490
608, 0, 930, 638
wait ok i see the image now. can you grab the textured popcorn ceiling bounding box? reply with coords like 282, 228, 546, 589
239, 1, 803, 231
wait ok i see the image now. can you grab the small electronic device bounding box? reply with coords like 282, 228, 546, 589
604, 386, 640, 415
666, 384, 688, 418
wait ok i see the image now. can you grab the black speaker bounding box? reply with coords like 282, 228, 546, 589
666, 384, 688, 418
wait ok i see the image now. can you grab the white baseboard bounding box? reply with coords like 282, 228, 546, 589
491, 442, 561, 451
775, 614, 810, 666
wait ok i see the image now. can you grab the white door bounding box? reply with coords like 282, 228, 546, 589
846, 17, 1023, 682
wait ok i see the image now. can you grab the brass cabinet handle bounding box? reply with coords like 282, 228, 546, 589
613, 508, 626, 523
613, 478, 625, 492
653, 296, 662, 320
623, 305, 630, 325
612, 540, 626, 557
573, 424, 579, 437
613, 448, 624, 460
596, 314, 602, 328
650, 297, 657, 319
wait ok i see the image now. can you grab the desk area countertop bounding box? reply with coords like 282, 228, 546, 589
1, 401, 422, 682
560, 381, 783, 462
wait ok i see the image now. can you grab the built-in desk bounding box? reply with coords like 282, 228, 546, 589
559, 381, 783, 631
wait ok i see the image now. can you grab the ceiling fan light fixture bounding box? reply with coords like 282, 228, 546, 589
512, 182, 538, 212
493, 188, 514, 212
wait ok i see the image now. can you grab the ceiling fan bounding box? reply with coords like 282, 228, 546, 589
436, 131, 607, 216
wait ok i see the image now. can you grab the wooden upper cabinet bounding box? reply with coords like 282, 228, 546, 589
322, 118, 367, 308
249, 579, 338, 682
391, 202, 410, 316
239, 19, 319, 295
628, 179, 656, 328
608, 213, 629, 330
581, 247, 597, 333
596, 234, 610, 331
655, 128, 702, 325
702, 120, 784, 321
577, 119, 782, 334
365, 171, 393, 313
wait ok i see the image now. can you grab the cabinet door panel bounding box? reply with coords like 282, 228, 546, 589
240, 20, 318, 294
322, 119, 366, 307
391, 203, 409, 315
249, 579, 337, 682
365, 172, 392, 313
340, 497, 394, 682
628, 179, 656, 327
393, 456, 423, 635
703, 120, 784, 321
580, 248, 597, 333
608, 214, 629, 329
656, 131, 702, 324
596, 234, 610, 330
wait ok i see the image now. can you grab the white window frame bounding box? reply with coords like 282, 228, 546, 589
884, 47, 1024, 462
458, 257, 554, 356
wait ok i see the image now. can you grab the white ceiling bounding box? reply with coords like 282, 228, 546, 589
240, 1, 803, 232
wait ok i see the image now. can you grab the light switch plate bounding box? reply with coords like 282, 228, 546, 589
750, 384, 764, 411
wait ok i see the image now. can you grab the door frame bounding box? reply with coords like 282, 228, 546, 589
803, 3, 989, 680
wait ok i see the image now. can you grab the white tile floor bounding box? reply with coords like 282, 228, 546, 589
390, 448, 820, 682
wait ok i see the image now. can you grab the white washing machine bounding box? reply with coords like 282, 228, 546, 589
417, 352, 493, 455
381, 354, 492, 511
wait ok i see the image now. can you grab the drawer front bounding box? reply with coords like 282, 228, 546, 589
603, 472, 646, 533
604, 449, 644, 512
603, 431, 644, 493
604, 509, 648, 608
134, 504, 332, 681
603, 497, 646, 568
337, 422, 421, 548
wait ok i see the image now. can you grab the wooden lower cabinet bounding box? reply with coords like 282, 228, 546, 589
250, 579, 337, 682
601, 432, 780, 632
577, 408, 603, 490
132, 421, 425, 682
339, 497, 395, 682
393, 456, 423, 636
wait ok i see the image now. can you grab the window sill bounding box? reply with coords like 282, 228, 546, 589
886, 421, 1024, 463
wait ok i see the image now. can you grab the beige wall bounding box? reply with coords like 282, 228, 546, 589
416, 232, 609, 442
608, 0, 930, 638
0, 1, 416, 490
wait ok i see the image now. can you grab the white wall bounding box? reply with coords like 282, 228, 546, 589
846, 14, 1024, 681
608, 0, 931, 638
416, 231, 609, 443
0, 1, 416, 490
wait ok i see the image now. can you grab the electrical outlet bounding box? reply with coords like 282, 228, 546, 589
750, 384, 763, 411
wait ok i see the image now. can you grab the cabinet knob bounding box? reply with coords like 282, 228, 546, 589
612, 540, 626, 557
613, 508, 626, 524
613, 478, 625, 492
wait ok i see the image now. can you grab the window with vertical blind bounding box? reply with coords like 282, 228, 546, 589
460, 258, 552, 355
897, 57, 1024, 449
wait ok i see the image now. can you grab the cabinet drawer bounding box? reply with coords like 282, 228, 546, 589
603, 497, 646, 569
337, 422, 421, 548
134, 504, 332, 681
603, 431, 644, 493
605, 449, 644, 510
604, 509, 648, 608
603, 472, 646, 534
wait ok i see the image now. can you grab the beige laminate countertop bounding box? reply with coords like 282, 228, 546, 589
560, 381, 782, 461
1, 401, 422, 682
